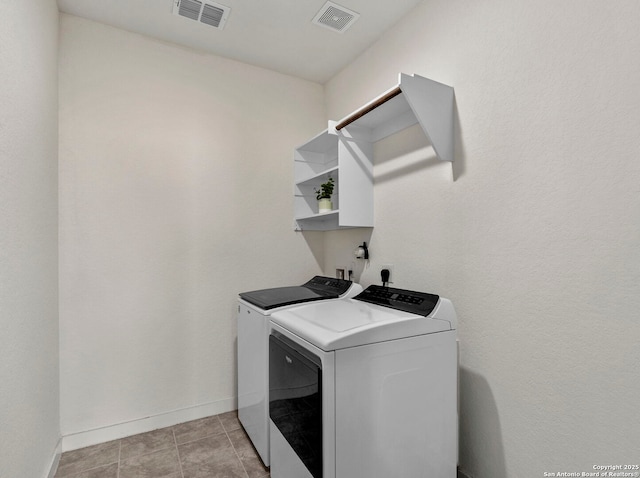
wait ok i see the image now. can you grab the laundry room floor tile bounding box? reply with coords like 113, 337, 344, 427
119, 446, 181, 478
218, 410, 242, 432
178, 434, 246, 477
55, 440, 120, 477
173, 415, 226, 445
227, 428, 270, 478
119, 426, 176, 460
54, 411, 270, 478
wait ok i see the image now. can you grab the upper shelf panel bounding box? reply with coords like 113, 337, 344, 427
329, 73, 454, 162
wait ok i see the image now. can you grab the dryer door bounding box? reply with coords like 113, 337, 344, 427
269, 332, 322, 478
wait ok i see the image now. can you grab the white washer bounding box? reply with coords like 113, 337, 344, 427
237, 276, 362, 466
268, 285, 458, 478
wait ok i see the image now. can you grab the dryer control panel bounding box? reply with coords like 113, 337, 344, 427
355, 285, 439, 316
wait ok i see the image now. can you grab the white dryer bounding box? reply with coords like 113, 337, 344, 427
237, 276, 362, 466
268, 285, 458, 478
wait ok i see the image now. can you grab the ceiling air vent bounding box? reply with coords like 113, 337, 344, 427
312, 1, 360, 33
173, 0, 230, 30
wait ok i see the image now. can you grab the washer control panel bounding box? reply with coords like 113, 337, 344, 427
355, 285, 439, 316
304, 276, 353, 296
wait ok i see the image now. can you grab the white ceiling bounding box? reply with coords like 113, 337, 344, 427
57, 0, 423, 84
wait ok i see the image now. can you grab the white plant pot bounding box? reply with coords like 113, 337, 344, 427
318, 198, 333, 213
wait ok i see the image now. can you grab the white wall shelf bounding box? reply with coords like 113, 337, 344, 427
293, 73, 454, 231
296, 165, 339, 186
294, 129, 373, 231
332, 73, 454, 162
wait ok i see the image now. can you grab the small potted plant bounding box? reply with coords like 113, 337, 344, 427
315, 177, 335, 213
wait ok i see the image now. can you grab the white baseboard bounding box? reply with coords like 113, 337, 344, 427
61, 396, 237, 452
46, 438, 62, 478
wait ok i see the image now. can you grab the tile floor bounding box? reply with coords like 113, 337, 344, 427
54, 411, 269, 478
54, 409, 469, 478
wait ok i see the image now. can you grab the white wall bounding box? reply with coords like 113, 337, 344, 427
323, 0, 640, 476
58, 14, 325, 444
0, 1, 61, 476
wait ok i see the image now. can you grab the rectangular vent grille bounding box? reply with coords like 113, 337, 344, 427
312, 1, 360, 33
173, 0, 230, 29
178, 0, 201, 20
201, 4, 225, 27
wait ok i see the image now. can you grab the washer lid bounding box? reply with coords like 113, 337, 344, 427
270, 296, 456, 351
239, 276, 356, 310
239, 286, 328, 310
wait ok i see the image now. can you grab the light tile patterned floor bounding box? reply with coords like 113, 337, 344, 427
54, 411, 269, 478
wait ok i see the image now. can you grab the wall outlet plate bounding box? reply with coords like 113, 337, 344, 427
380, 264, 394, 284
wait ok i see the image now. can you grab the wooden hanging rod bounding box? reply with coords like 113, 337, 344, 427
335, 86, 402, 131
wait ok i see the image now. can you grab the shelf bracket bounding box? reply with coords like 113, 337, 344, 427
399, 73, 454, 162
